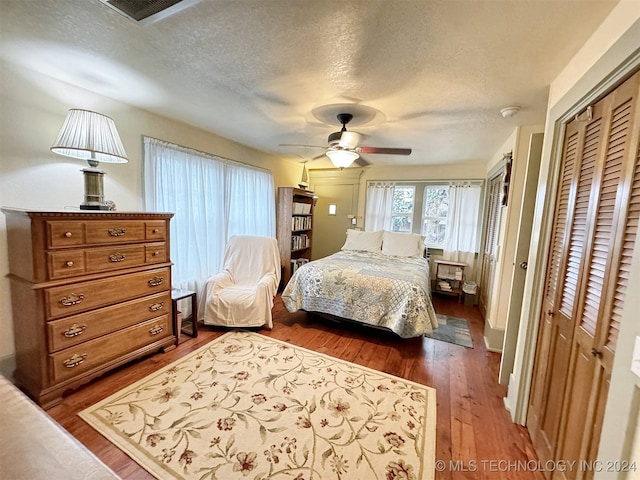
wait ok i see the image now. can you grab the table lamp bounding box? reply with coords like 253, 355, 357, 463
51, 109, 128, 210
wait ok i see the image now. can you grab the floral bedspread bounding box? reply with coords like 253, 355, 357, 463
281, 251, 439, 338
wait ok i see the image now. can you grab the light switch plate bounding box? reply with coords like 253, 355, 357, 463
631, 336, 640, 378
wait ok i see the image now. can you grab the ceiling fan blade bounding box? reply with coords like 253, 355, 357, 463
339, 131, 362, 149
311, 153, 327, 161
354, 156, 371, 167
279, 143, 327, 149
356, 146, 412, 155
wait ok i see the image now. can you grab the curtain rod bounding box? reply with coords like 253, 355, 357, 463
143, 136, 272, 174
367, 179, 484, 187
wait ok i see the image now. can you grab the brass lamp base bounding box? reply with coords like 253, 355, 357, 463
81, 167, 109, 210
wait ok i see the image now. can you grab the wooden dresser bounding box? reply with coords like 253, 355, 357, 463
2, 208, 176, 408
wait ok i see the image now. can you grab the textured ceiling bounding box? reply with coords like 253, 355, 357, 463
0, 0, 619, 168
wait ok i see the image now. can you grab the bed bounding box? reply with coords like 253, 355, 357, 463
281, 230, 439, 338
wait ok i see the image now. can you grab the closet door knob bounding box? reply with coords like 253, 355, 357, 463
591, 348, 602, 358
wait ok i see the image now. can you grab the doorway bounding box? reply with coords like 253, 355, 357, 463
308, 169, 362, 260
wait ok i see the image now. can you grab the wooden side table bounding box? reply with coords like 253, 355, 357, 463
172, 289, 198, 343
434, 260, 467, 302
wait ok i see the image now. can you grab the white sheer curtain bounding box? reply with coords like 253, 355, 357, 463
443, 182, 482, 279
364, 182, 395, 231
143, 137, 275, 295
226, 163, 276, 237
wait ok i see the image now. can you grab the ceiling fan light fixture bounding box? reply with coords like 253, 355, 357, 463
326, 149, 359, 169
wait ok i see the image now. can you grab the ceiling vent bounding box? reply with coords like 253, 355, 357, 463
99, 0, 199, 25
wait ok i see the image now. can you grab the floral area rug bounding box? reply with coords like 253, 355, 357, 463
79, 331, 436, 480
425, 314, 474, 348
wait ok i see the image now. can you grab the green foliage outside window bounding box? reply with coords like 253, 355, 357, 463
391, 186, 415, 232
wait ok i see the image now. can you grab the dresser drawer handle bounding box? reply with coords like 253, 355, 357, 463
63, 324, 87, 338
63, 353, 87, 368
66, 261, 75, 267
148, 276, 164, 287
109, 252, 126, 262
108, 228, 126, 237
65, 231, 73, 238
149, 325, 164, 335
153, 251, 160, 256
59, 293, 85, 306
149, 302, 164, 312
152, 228, 160, 234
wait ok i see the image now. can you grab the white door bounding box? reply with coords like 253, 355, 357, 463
499, 133, 543, 384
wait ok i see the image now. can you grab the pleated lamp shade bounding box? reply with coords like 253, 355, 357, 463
51, 109, 128, 210
51, 109, 128, 165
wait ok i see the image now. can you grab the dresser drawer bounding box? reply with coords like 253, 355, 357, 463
85, 244, 146, 272
47, 221, 85, 248
45, 267, 170, 319
47, 291, 171, 352
49, 314, 172, 383
146, 221, 167, 241
47, 250, 87, 279
146, 243, 167, 264
85, 220, 146, 244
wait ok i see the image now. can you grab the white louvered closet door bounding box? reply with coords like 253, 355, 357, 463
528, 69, 640, 480
479, 173, 503, 319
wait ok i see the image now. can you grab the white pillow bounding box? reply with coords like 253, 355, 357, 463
382, 231, 425, 257
341, 229, 383, 252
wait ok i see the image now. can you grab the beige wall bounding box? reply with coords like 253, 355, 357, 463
0, 60, 299, 373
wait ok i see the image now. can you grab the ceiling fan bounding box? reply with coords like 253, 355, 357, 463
281, 113, 412, 168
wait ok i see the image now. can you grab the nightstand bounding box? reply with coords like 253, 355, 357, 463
434, 260, 467, 301
172, 289, 198, 343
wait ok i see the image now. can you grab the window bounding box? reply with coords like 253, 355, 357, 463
364, 180, 482, 252
422, 186, 449, 247
391, 186, 415, 232
143, 137, 275, 294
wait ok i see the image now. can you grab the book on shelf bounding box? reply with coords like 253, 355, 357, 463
291, 215, 312, 231
290, 258, 309, 275
291, 233, 310, 250
292, 202, 312, 215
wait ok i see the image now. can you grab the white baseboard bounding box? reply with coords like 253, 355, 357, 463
483, 321, 505, 353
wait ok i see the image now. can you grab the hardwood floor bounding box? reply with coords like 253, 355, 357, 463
46, 295, 544, 479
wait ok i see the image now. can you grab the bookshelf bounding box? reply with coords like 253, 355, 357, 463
276, 187, 315, 288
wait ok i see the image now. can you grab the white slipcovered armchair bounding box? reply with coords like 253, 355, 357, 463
201, 235, 281, 329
